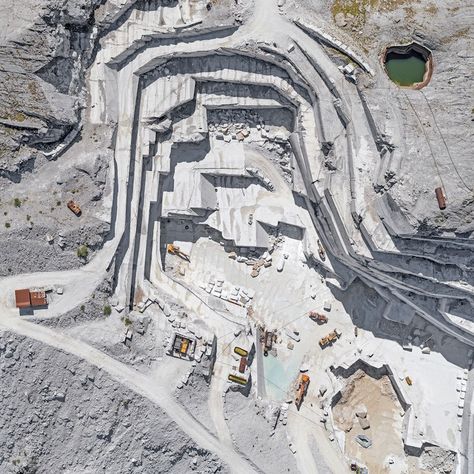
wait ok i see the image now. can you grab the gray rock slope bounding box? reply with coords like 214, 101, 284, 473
0, 332, 227, 474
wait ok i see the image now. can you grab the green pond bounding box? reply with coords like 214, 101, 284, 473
385, 52, 427, 86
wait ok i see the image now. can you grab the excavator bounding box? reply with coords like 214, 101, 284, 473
295, 373, 310, 409
319, 329, 341, 348
309, 311, 328, 324
166, 244, 190, 261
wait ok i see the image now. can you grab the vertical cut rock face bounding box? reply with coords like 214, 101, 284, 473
0, 333, 228, 473
0, 0, 101, 176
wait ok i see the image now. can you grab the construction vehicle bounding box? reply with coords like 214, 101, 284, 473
166, 244, 190, 261
262, 330, 274, 356
172, 334, 193, 357
228, 374, 247, 385
319, 329, 341, 348
317, 239, 326, 261
309, 311, 328, 324
405, 376, 413, 386
234, 346, 248, 357
295, 373, 310, 408
67, 200, 81, 216
179, 338, 189, 355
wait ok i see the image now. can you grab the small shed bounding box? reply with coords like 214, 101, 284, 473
15, 289, 31, 308
30, 291, 47, 307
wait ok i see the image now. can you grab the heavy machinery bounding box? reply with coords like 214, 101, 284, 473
172, 334, 193, 358
238, 357, 247, 374
295, 373, 310, 409
234, 346, 248, 357
228, 374, 248, 385
319, 329, 341, 348
317, 239, 326, 261
262, 330, 274, 356
405, 376, 413, 386
309, 311, 328, 324
67, 200, 81, 216
166, 244, 190, 261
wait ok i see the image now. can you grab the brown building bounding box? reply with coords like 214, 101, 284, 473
15, 289, 31, 308
15, 289, 47, 309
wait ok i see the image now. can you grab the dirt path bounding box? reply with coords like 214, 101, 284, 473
209, 361, 234, 448
0, 314, 258, 474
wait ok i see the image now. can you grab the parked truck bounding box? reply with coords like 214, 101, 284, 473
295, 373, 310, 408
67, 200, 81, 216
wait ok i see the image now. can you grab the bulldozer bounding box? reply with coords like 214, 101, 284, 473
309, 311, 328, 324
319, 329, 341, 348
166, 244, 190, 261
295, 373, 310, 409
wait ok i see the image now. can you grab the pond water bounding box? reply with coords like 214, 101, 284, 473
263, 352, 302, 401
384, 51, 427, 86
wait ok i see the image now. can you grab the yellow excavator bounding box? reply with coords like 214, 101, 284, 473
166, 244, 190, 261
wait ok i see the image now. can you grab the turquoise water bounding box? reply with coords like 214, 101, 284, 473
385, 52, 427, 86
263, 353, 302, 401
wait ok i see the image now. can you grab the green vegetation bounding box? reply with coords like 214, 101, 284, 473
331, 0, 412, 28
26, 215, 31, 221
56, 200, 61, 206
103, 305, 112, 316
80, 304, 85, 312
5, 222, 11, 228
121, 316, 132, 326
13, 198, 21, 208
77, 245, 89, 258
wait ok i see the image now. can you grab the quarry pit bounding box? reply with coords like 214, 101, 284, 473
0, 1, 473, 473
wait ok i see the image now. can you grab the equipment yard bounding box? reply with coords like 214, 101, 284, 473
0, 0, 473, 473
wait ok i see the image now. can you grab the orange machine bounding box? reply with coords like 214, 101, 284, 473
167, 244, 190, 261
309, 311, 328, 324
295, 373, 310, 408
319, 329, 340, 348
67, 200, 81, 216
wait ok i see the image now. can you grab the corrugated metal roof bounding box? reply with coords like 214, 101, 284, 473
15, 289, 31, 308
30, 291, 47, 307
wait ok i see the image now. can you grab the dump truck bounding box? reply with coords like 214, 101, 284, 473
166, 244, 190, 261
67, 200, 81, 216
319, 329, 341, 348
317, 239, 326, 261
309, 311, 328, 324
239, 357, 247, 374
295, 373, 310, 408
